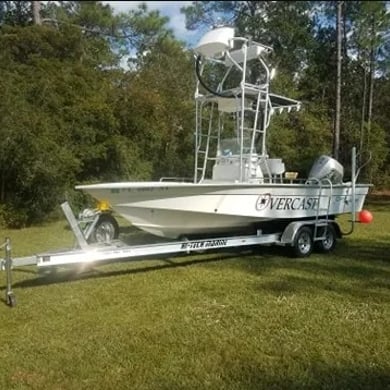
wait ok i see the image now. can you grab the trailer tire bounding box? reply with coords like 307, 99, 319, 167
90, 214, 119, 243
292, 226, 313, 258
315, 224, 337, 253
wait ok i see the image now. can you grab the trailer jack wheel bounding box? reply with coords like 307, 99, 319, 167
6, 292, 16, 307
90, 214, 119, 243
292, 226, 313, 258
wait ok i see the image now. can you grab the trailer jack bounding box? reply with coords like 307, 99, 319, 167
1, 238, 16, 307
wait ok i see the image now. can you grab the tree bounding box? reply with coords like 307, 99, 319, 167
111, 36, 195, 180
0, 24, 112, 225
0, 1, 31, 26
350, 2, 390, 178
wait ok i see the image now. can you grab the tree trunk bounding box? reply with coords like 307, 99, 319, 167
367, 41, 375, 148
359, 66, 367, 158
0, 170, 4, 203
32, 1, 41, 25
333, 1, 342, 160
367, 23, 375, 183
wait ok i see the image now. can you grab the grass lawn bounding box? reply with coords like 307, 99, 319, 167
0, 201, 389, 389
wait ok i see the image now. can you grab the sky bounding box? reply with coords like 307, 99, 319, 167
103, 1, 202, 47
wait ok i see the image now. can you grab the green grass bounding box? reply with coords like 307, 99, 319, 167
0, 203, 389, 390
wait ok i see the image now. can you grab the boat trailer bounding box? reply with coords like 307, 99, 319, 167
1, 201, 344, 307
0, 198, 342, 307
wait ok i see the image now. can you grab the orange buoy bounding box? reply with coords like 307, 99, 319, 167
358, 210, 373, 224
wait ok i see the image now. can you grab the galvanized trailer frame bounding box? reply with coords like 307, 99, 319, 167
1, 201, 341, 307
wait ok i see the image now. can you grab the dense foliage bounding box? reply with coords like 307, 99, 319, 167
0, 1, 194, 226
0, 1, 389, 227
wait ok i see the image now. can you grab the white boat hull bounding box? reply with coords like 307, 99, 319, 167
76, 182, 370, 238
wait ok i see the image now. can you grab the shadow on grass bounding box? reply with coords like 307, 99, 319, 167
6, 250, 253, 290
217, 359, 390, 390
256, 272, 390, 302
235, 238, 390, 301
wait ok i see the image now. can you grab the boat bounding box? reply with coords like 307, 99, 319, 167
76, 26, 371, 240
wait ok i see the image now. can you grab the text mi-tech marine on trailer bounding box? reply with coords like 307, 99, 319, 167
1, 26, 373, 307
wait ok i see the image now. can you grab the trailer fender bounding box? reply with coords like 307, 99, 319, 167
280, 221, 310, 245
331, 221, 342, 238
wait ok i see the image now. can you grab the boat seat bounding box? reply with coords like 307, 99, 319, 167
260, 158, 286, 183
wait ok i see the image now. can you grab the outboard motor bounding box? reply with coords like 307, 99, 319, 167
308, 155, 344, 184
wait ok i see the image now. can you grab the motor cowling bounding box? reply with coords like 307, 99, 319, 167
308, 155, 344, 184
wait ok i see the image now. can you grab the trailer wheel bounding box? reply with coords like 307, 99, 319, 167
315, 224, 337, 253
91, 214, 119, 243
292, 226, 313, 257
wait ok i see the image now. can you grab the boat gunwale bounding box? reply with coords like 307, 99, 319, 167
76, 182, 372, 190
